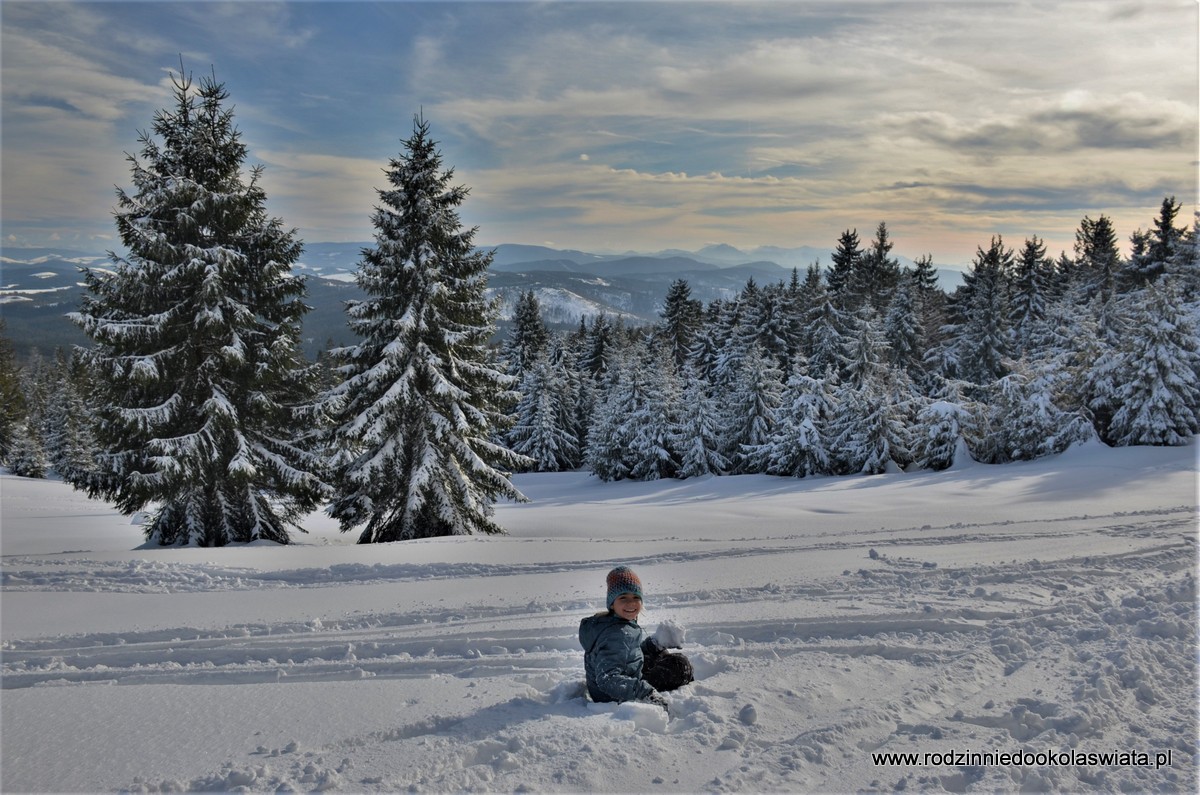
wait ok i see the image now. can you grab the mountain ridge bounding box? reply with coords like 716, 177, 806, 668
0, 242, 964, 359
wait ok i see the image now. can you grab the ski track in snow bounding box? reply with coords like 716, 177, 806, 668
2, 507, 1190, 594
3, 509, 1195, 793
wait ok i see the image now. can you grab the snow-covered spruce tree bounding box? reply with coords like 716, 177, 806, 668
626, 339, 682, 481
687, 310, 723, 384
562, 325, 596, 455
580, 312, 618, 381
804, 285, 851, 382
827, 344, 915, 477
951, 235, 1014, 385
749, 282, 798, 373
1009, 236, 1052, 357
41, 351, 99, 486
765, 364, 832, 478
860, 369, 916, 474
881, 275, 925, 382
854, 221, 902, 313
508, 343, 579, 472
585, 339, 680, 482
842, 306, 890, 390
827, 228, 862, 305
658, 278, 703, 371
973, 363, 1088, 463
6, 421, 48, 479
325, 116, 527, 542
585, 348, 638, 481
724, 344, 783, 474
1025, 287, 1103, 417
1165, 212, 1200, 302
71, 68, 326, 546
1091, 280, 1200, 446
1124, 197, 1185, 290
792, 263, 825, 345
502, 290, 549, 379
910, 255, 949, 377
0, 320, 27, 464
710, 293, 752, 392
1073, 214, 1121, 305
673, 364, 728, 478
911, 397, 974, 471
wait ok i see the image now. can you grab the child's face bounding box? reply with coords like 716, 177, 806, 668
613, 593, 642, 621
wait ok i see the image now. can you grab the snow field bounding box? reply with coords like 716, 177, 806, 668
1, 442, 1197, 792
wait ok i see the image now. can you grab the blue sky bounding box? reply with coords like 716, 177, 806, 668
2, 1, 1196, 266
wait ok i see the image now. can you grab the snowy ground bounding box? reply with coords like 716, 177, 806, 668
2, 440, 1197, 794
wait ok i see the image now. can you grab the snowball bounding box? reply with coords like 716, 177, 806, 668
654, 620, 686, 648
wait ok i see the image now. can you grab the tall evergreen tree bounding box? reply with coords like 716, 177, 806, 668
0, 320, 26, 464
974, 364, 1089, 463
1033, 295, 1106, 419
955, 236, 1014, 384
910, 254, 947, 362
828, 228, 863, 304
581, 312, 617, 381
1126, 197, 1185, 288
586, 347, 640, 482
658, 279, 703, 371
912, 397, 974, 471
1167, 213, 1200, 302
911, 253, 940, 296
842, 306, 890, 389
711, 290, 753, 391
71, 66, 326, 546
724, 344, 782, 474
503, 290, 550, 379
828, 367, 913, 475
563, 327, 597, 455
673, 364, 728, 478
1091, 280, 1200, 446
688, 305, 723, 384
6, 421, 48, 479
1073, 214, 1121, 304
855, 221, 902, 312
791, 264, 824, 352
508, 346, 579, 472
882, 275, 925, 381
858, 369, 916, 474
765, 366, 832, 478
41, 350, 99, 486
1048, 250, 1075, 301
805, 287, 850, 380
325, 115, 527, 542
1010, 236, 1051, 357
624, 340, 681, 481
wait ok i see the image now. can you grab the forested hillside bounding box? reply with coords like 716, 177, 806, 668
501, 205, 1200, 480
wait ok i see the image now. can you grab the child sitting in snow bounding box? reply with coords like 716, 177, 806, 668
578, 565, 693, 710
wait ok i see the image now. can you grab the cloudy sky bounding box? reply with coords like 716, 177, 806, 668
2, 1, 1196, 267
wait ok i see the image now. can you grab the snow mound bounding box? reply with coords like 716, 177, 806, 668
587, 699, 670, 733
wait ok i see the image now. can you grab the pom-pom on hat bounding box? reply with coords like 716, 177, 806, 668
606, 565, 643, 610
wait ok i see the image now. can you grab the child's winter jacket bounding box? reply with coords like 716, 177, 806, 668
579, 611, 656, 703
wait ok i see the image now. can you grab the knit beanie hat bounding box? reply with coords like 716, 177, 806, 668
606, 565, 643, 610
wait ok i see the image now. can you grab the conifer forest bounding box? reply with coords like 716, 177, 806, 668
1, 69, 1197, 546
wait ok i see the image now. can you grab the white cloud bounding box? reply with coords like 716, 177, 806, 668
253, 150, 385, 241
1, 0, 1194, 262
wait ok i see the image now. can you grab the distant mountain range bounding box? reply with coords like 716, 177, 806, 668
1, 242, 964, 359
